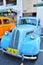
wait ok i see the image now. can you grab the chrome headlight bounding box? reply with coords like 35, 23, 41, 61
5, 31, 9, 35
30, 34, 35, 39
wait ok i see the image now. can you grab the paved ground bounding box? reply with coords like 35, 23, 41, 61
0, 37, 43, 65
0, 51, 43, 65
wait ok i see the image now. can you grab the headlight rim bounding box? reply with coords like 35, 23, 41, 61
30, 34, 35, 39
5, 31, 9, 36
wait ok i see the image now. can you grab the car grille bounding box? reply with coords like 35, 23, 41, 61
10, 30, 20, 49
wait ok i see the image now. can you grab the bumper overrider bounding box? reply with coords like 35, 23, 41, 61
2, 49, 37, 60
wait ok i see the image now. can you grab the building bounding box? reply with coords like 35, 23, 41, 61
34, 0, 43, 27
23, 0, 37, 16
0, 0, 37, 20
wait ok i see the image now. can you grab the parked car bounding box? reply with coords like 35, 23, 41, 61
0, 16, 16, 38
1, 17, 41, 60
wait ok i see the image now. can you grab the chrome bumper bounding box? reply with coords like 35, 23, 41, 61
2, 49, 37, 60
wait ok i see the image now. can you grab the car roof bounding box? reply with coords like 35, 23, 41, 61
0, 16, 11, 20
19, 17, 39, 21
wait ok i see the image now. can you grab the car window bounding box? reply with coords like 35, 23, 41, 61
20, 19, 37, 26
3, 19, 9, 24
0, 20, 2, 24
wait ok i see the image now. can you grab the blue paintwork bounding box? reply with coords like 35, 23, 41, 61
1, 32, 12, 49
19, 34, 40, 55
1, 17, 41, 56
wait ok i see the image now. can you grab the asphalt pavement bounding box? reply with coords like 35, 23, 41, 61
0, 50, 43, 65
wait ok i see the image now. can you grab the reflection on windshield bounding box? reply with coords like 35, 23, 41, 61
20, 19, 37, 25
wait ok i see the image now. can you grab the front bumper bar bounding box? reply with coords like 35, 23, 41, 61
2, 49, 37, 60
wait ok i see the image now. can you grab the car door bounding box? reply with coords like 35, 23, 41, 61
3, 18, 11, 32
0, 19, 4, 38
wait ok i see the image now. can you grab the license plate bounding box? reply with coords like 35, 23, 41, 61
6, 48, 18, 55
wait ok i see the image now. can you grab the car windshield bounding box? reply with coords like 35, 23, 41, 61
20, 19, 37, 26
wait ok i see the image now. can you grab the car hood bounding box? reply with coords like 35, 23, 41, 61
17, 25, 36, 32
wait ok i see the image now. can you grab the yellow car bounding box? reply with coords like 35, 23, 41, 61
0, 16, 16, 38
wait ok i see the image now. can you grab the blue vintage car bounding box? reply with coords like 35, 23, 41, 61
1, 17, 41, 60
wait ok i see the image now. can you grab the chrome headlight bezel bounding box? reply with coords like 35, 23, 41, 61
5, 31, 9, 35
30, 34, 35, 39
